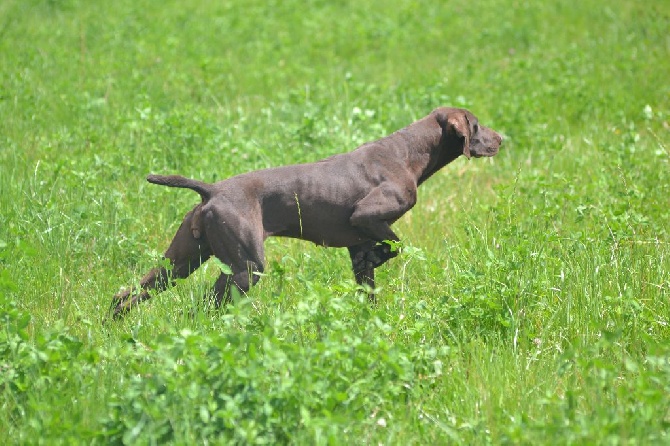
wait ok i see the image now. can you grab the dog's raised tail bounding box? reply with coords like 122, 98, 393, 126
147, 174, 214, 201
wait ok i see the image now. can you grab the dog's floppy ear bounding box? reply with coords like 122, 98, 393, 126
447, 113, 471, 159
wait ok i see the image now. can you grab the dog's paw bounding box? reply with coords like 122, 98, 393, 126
371, 242, 398, 262
352, 242, 398, 272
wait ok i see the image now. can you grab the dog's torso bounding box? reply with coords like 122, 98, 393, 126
203, 138, 420, 247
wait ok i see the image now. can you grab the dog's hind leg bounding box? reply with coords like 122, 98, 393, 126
201, 204, 266, 307
210, 259, 264, 307
111, 207, 212, 318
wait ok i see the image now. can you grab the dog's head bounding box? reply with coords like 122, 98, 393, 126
437, 108, 502, 159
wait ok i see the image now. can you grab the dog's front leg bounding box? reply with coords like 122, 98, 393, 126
349, 184, 410, 258
349, 183, 414, 242
348, 240, 399, 303
110, 207, 212, 319
347, 184, 414, 302
348, 242, 377, 302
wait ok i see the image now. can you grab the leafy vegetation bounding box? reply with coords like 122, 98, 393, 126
1, 0, 669, 443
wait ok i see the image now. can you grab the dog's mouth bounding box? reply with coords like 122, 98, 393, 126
471, 147, 499, 158
469, 130, 502, 158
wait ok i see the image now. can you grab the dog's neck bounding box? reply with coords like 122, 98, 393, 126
405, 116, 461, 186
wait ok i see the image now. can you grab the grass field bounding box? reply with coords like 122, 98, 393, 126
1, 0, 669, 443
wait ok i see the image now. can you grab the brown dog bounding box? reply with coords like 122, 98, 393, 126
111, 107, 501, 318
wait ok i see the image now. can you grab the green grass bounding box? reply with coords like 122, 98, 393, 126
1, 0, 669, 443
